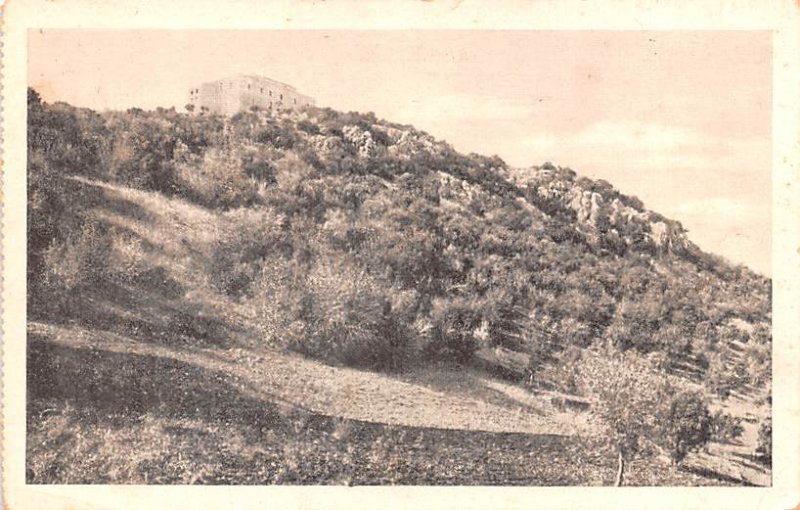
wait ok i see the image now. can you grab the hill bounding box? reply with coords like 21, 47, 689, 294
26, 89, 772, 485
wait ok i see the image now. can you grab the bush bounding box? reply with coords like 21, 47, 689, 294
209, 208, 289, 297
709, 410, 744, 444
703, 350, 741, 400
42, 222, 113, 292
255, 122, 297, 149
297, 119, 321, 135
242, 153, 277, 184
177, 148, 263, 209
273, 152, 315, 194
577, 352, 711, 484
557, 316, 593, 348
654, 389, 712, 465
424, 296, 484, 362
755, 417, 772, 462
272, 259, 413, 370
548, 345, 582, 394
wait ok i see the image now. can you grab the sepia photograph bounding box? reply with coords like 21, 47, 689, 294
24, 28, 773, 487
3, 1, 800, 509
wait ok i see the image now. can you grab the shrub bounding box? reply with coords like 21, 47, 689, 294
743, 342, 771, 387
297, 119, 320, 135
209, 208, 289, 297
42, 221, 113, 292
557, 316, 593, 348
255, 122, 297, 149
755, 417, 772, 463
709, 409, 744, 444
653, 389, 712, 465
242, 153, 277, 184
577, 352, 711, 484
647, 351, 670, 372
703, 349, 740, 400
272, 259, 413, 370
551, 345, 583, 394
424, 296, 483, 362
273, 152, 315, 194
524, 336, 552, 388
177, 148, 263, 209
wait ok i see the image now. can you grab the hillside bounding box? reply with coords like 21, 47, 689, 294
26, 89, 772, 486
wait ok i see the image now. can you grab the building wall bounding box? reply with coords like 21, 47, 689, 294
188, 75, 314, 116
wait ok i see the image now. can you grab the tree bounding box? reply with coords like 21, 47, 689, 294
578, 352, 711, 485
28, 87, 43, 107
185, 103, 195, 113
653, 388, 712, 465
577, 352, 663, 486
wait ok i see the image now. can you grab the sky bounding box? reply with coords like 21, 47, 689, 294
28, 30, 772, 275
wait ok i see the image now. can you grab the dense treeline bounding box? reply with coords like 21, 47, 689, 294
28, 88, 771, 386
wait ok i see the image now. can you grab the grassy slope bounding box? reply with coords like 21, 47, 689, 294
27, 177, 768, 486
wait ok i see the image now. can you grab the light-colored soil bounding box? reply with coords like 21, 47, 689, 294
29, 321, 583, 436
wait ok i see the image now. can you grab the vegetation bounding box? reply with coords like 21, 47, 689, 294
575, 352, 713, 485
756, 417, 772, 463
709, 410, 744, 444
26, 88, 772, 485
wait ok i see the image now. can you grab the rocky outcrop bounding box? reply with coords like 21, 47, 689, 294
515, 165, 692, 255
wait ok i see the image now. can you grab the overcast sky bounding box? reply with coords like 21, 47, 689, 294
29, 30, 772, 275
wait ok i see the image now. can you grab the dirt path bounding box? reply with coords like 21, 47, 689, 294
29, 321, 579, 436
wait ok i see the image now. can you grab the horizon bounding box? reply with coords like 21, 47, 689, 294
28, 30, 772, 275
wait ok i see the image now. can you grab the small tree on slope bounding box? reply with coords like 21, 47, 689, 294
578, 351, 712, 485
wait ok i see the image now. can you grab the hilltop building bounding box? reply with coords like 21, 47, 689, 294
188, 75, 315, 116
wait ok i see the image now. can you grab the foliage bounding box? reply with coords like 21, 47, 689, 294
261, 256, 415, 370
709, 409, 744, 444
27, 88, 772, 380
41, 221, 114, 292
577, 352, 712, 483
756, 416, 772, 462
653, 389, 712, 465
209, 208, 289, 297
424, 296, 484, 362
577, 352, 664, 463
743, 342, 771, 387
703, 349, 742, 400
176, 147, 264, 209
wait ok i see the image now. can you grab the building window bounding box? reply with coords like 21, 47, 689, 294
269, 90, 272, 97
293, 98, 297, 104
247, 84, 251, 89
260, 87, 264, 93
280, 93, 283, 100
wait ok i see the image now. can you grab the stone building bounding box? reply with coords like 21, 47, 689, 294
188, 75, 315, 116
